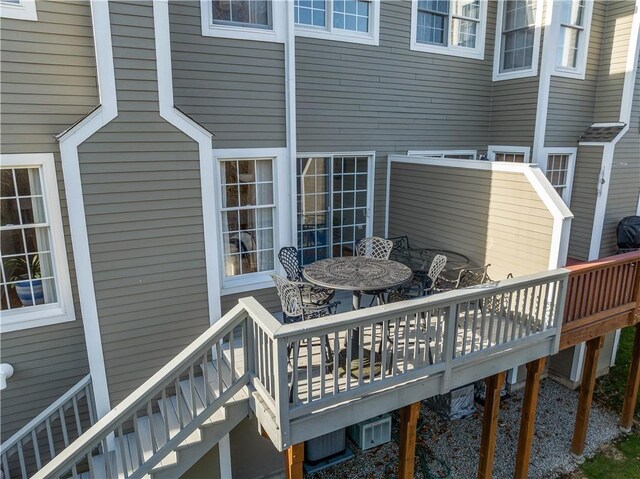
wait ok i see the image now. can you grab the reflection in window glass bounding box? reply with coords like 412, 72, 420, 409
295, 0, 326, 27
333, 0, 369, 33
213, 0, 271, 28
417, 0, 480, 49
556, 0, 585, 69
1, 167, 58, 311
220, 159, 274, 277
500, 0, 536, 72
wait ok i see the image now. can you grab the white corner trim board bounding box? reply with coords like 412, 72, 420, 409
56, 0, 118, 420
153, 0, 222, 326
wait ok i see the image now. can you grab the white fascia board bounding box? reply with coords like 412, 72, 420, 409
56, 0, 118, 419
153, 0, 221, 325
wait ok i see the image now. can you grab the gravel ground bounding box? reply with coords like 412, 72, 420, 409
308, 379, 621, 479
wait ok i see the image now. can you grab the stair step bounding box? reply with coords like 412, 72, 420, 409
178, 376, 226, 426
156, 395, 202, 448
135, 414, 179, 471
204, 361, 249, 404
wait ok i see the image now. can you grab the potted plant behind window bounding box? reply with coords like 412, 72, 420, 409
3, 255, 44, 306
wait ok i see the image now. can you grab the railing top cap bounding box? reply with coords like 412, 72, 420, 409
567, 251, 640, 274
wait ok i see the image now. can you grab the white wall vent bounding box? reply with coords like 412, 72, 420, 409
347, 414, 391, 451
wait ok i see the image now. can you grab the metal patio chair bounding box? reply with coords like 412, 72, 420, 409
277, 246, 335, 306
387, 253, 448, 303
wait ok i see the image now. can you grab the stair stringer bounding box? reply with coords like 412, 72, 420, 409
151, 397, 250, 479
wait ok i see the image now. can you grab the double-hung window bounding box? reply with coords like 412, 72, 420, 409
411, 0, 488, 59
542, 149, 576, 205
294, 0, 380, 45
1, 154, 74, 332
493, 0, 542, 80
215, 148, 289, 293
0, 0, 37, 21
553, 0, 592, 78
202, 0, 286, 42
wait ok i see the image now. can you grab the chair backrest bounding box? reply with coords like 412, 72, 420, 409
278, 246, 303, 281
388, 236, 410, 255
456, 264, 491, 289
356, 236, 393, 259
427, 254, 447, 281
271, 274, 304, 319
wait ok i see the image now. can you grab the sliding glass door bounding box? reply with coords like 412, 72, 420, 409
296, 155, 373, 266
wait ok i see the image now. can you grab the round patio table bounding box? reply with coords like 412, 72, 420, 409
303, 256, 412, 378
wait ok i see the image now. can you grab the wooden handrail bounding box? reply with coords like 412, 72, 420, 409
565, 250, 640, 275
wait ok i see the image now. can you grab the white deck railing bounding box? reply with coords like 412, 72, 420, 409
33, 269, 568, 476
0, 374, 94, 479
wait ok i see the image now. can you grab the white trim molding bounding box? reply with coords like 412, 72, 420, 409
0, 154, 76, 333
493, 0, 544, 81
200, 0, 286, 43
153, 0, 222, 326
295, 0, 380, 46
410, 0, 488, 60
0, 0, 37, 21
551, 0, 594, 80
55, 0, 118, 419
487, 145, 532, 163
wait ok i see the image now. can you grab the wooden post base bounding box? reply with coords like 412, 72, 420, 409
571, 336, 605, 459
478, 371, 506, 479
620, 323, 640, 432
514, 358, 546, 479
398, 401, 421, 479
285, 442, 304, 479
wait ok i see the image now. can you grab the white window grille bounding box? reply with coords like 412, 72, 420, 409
553, 0, 592, 78
212, 0, 271, 28
546, 153, 570, 198
411, 0, 487, 59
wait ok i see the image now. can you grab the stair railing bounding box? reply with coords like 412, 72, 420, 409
32, 303, 277, 479
1, 374, 94, 479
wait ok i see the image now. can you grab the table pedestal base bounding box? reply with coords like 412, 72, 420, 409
337, 348, 384, 380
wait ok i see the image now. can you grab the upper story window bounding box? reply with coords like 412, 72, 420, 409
553, 0, 593, 79
201, 0, 286, 42
0, 154, 75, 332
410, 0, 488, 59
0, 0, 37, 21
294, 0, 380, 46
493, 0, 543, 81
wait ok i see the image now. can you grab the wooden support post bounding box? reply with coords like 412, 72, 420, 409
571, 335, 605, 459
478, 371, 506, 479
398, 401, 421, 479
621, 323, 640, 432
285, 442, 304, 479
514, 358, 546, 479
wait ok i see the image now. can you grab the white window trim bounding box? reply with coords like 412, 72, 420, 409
410, 0, 488, 60
295, 0, 381, 46
214, 147, 290, 295
539, 147, 577, 206
0, 154, 75, 333
493, 0, 544, 81
0, 0, 36, 21
487, 145, 532, 162
407, 149, 477, 159
200, 0, 287, 43
551, 0, 593, 80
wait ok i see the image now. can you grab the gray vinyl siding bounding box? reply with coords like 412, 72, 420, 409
567, 145, 604, 261
221, 288, 281, 315
0, 0, 97, 441
544, 1, 606, 147
600, 63, 640, 257
77, 0, 210, 405
169, 0, 286, 149
295, 0, 497, 235
488, 76, 538, 147
593, 0, 636, 123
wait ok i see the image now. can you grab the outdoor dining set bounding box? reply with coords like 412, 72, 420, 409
270, 236, 494, 389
